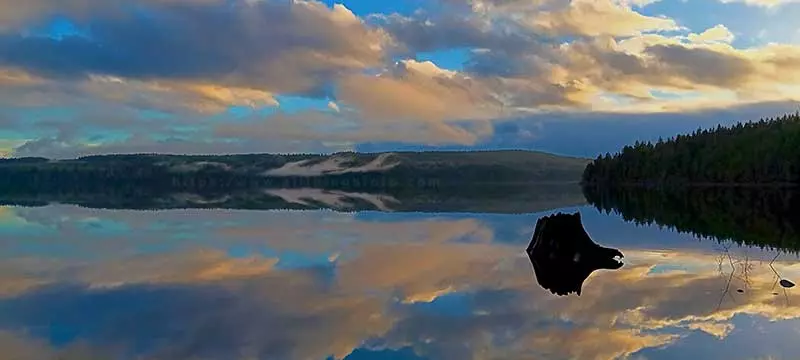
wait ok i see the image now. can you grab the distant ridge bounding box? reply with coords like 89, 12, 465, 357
0, 151, 589, 214
0, 150, 590, 185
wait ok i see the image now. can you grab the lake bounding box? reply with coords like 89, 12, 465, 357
0, 192, 799, 359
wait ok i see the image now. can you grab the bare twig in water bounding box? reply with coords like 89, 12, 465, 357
769, 253, 781, 290
737, 253, 754, 293
769, 253, 790, 306
716, 245, 738, 311
715, 246, 792, 309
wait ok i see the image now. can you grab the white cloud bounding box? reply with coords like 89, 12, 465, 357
525, 0, 682, 37
688, 24, 736, 44
327, 100, 340, 112
718, 0, 800, 7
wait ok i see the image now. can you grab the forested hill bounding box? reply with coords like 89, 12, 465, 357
582, 112, 800, 186
0, 150, 589, 192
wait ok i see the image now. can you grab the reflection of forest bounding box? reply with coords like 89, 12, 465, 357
0, 183, 587, 214
583, 185, 800, 252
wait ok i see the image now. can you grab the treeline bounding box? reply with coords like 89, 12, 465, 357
0, 165, 462, 193
0, 150, 588, 193
582, 112, 800, 186
584, 186, 800, 252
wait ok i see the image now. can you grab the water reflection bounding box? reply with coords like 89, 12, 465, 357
0, 202, 799, 360
527, 212, 624, 296
583, 186, 800, 252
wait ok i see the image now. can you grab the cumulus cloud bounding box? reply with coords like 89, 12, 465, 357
213, 107, 496, 147
1, 0, 800, 157
718, 0, 800, 7
524, 0, 681, 37
514, 29, 800, 112
337, 60, 505, 122
0, 1, 389, 94
688, 24, 736, 44
373, 1, 800, 118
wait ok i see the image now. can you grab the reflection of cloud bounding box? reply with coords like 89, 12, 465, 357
0, 331, 115, 360
0, 250, 277, 297
0, 206, 28, 227
524, 328, 678, 360
265, 188, 401, 211
4, 206, 800, 359
337, 243, 512, 303
219, 215, 495, 254
3, 242, 800, 359
1, 205, 499, 262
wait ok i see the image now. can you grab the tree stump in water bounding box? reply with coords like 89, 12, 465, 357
526, 212, 624, 296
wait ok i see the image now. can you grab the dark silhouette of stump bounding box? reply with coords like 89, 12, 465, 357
526, 212, 624, 296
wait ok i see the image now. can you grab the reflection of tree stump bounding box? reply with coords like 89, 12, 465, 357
526, 212, 624, 296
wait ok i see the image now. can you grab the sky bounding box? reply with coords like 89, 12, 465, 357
2, 0, 800, 158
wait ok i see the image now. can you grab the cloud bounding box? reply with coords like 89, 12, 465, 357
528, 30, 800, 112
688, 24, 736, 44
0, 1, 388, 93
328, 101, 341, 112
12, 134, 350, 159
383, 0, 679, 48
525, 0, 681, 37
213, 108, 496, 147
374, 3, 800, 119
0, 67, 43, 86
337, 60, 505, 122
1, 1, 509, 156
71, 75, 279, 114
2, 0, 800, 157
717, 0, 800, 7
371, 10, 537, 55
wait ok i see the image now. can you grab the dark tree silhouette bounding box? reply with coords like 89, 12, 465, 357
582, 112, 800, 186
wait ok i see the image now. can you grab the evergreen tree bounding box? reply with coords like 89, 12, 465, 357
582, 112, 800, 186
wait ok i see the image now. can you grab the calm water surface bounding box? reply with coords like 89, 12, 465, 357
0, 201, 798, 359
